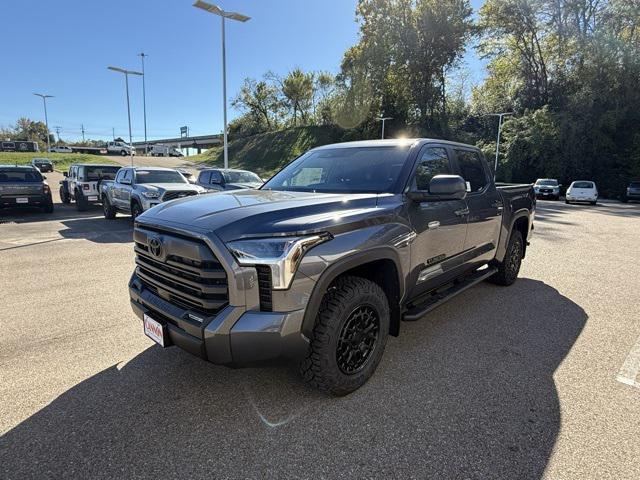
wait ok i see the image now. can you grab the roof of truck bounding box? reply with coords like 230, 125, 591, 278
312, 138, 480, 150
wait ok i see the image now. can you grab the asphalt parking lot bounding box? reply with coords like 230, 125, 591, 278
1, 193, 639, 479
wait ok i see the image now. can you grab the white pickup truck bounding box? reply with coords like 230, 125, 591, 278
106, 141, 136, 157
101, 166, 204, 219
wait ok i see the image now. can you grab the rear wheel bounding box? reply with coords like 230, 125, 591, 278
42, 199, 54, 214
75, 190, 87, 211
103, 195, 116, 219
489, 230, 523, 286
300, 276, 390, 396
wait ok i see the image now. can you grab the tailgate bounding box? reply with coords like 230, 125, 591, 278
0, 183, 44, 197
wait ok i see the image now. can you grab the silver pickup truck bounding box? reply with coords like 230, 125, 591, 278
101, 166, 204, 219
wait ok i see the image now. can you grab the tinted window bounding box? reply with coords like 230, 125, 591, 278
573, 181, 594, 189
198, 171, 211, 184
263, 146, 410, 193
413, 147, 450, 191
82, 166, 121, 181
209, 171, 223, 184
0, 169, 43, 182
455, 150, 487, 192
630, 182, 640, 188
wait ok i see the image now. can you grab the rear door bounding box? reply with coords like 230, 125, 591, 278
452, 148, 502, 265
406, 144, 469, 299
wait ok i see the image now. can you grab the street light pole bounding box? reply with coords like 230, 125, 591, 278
487, 112, 514, 179
108, 66, 143, 166
377, 116, 393, 139
193, 1, 250, 169
33, 93, 53, 152
138, 52, 148, 154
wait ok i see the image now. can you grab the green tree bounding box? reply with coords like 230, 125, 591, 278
282, 68, 315, 126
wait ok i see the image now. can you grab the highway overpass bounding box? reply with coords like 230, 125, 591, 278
132, 134, 222, 153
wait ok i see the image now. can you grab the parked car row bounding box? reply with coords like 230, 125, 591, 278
534, 178, 600, 205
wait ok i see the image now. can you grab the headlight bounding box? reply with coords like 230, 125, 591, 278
227, 234, 330, 289
141, 191, 160, 198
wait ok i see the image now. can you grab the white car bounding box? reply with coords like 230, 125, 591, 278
48, 146, 73, 153
566, 181, 598, 205
534, 178, 560, 200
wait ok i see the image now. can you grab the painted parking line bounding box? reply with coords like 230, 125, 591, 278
616, 334, 640, 389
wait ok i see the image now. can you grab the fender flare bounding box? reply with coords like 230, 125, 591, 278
496, 208, 531, 262
300, 246, 404, 338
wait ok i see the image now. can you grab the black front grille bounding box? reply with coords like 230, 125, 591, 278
162, 190, 198, 201
255, 265, 273, 312
134, 228, 228, 315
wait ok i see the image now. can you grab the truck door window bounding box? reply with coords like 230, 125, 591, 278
455, 150, 488, 193
413, 147, 450, 191
199, 171, 211, 184
210, 171, 223, 184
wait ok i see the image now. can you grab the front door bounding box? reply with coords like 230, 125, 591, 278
406, 144, 469, 299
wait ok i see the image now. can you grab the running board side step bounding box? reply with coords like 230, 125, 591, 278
403, 267, 498, 321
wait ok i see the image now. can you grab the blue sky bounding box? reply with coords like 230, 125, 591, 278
0, 0, 485, 142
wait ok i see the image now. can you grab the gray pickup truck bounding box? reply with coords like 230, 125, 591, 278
0, 165, 54, 213
101, 166, 204, 219
129, 139, 535, 395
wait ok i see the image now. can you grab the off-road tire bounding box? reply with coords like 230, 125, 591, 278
131, 200, 143, 220
300, 276, 390, 396
75, 190, 87, 211
59, 187, 70, 204
103, 195, 116, 219
488, 230, 523, 286
42, 201, 54, 214
120, 150, 127, 156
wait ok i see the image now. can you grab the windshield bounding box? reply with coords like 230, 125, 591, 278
33, 158, 51, 164
572, 181, 594, 189
262, 146, 410, 193
0, 169, 43, 183
535, 179, 558, 186
82, 166, 121, 181
224, 171, 261, 184
135, 170, 187, 184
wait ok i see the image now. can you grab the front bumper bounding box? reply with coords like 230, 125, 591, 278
129, 272, 309, 366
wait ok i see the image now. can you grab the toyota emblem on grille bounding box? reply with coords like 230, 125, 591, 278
148, 236, 163, 258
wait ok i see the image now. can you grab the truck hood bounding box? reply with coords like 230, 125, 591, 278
138, 188, 389, 241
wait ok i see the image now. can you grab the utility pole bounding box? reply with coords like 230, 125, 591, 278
376, 116, 393, 139
54, 126, 62, 144
112, 127, 115, 140
138, 52, 148, 154
33, 93, 53, 152
486, 112, 515, 179
81, 124, 85, 142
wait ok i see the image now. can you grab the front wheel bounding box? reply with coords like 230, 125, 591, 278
60, 187, 70, 204
131, 201, 143, 220
120, 150, 127, 156
488, 230, 523, 286
300, 276, 390, 396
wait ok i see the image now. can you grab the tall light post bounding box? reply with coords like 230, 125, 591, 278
487, 112, 514, 179
108, 66, 143, 166
138, 52, 148, 154
193, 0, 250, 169
33, 93, 53, 152
377, 116, 393, 139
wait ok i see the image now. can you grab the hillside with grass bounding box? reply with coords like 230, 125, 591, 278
0, 152, 116, 172
192, 125, 362, 176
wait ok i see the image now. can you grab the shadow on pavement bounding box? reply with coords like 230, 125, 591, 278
536, 199, 640, 221
58, 216, 133, 244
0, 204, 103, 224
0, 279, 586, 479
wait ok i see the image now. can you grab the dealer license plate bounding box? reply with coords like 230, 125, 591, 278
143, 314, 166, 347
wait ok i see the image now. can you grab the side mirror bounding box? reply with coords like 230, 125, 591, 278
63, 171, 68, 177
408, 175, 467, 202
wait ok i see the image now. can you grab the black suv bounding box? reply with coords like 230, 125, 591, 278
0, 165, 54, 213
622, 181, 640, 203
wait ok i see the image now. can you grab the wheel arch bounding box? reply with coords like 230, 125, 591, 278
301, 248, 404, 339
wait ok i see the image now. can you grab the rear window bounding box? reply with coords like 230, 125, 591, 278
224, 171, 261, 184
0, 169, 43, 183
573, 181, 594, 189
81, 166, 121, 181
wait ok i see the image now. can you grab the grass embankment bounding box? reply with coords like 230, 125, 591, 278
0, 152, 117, 172
192, 125, 351, 177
